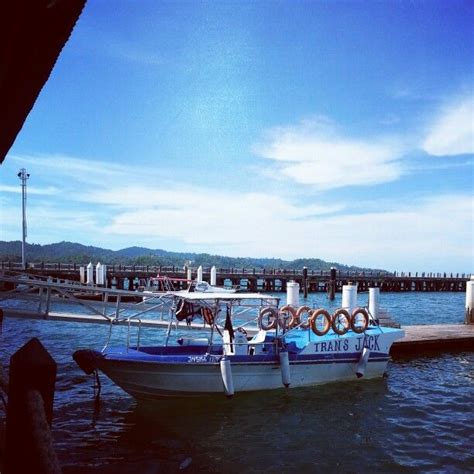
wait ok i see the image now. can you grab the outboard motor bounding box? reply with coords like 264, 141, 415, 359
73, 349, 103, 375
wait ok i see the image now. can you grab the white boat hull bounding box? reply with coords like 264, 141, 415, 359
99, 357, 390, 399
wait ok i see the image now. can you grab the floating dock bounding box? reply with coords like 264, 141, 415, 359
390, 324, 474, 358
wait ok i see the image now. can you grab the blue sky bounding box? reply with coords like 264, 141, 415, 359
0, 0, 473, 273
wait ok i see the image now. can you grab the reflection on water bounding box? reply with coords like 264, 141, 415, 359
53, 355, 474, 473
1, 293, 473, 472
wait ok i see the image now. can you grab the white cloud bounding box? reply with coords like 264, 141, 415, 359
253, 118, 405, 190
8, 154, 171, 188
10, 154, 131, 184
74, 26, 163, 67
0, 203, 99, 240
1, 167, 471, 272
98, 186, 472, 272
422, 96, 474, 156
0, 185, 59, 195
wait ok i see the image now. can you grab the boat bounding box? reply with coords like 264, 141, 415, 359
191, 280, 237, 293
141, 278, 236, 303
73, 292, 404, 400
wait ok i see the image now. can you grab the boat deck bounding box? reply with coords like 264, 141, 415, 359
3, 309, 473, 358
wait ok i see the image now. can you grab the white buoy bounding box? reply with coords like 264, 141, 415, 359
342, 284, 358, 312
210, 266, 217, 286
197, 265, 203, 283
356, 347, 370, 378
220, 356, 234, 398
368, 287, 380, 321
86, 262, 93, 285
286, 281, 300, 307
187, 267, 192, 281
465, 276, 474, 324
96, 262, 103, 285
79, 266, 85, 284
280, 350, 291, 387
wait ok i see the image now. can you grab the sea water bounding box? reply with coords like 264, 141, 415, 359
0, 292, 473, 473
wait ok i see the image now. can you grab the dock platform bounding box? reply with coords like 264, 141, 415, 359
390, 324, 474, 358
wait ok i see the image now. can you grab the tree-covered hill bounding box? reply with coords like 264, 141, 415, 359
0, 240, 385, 272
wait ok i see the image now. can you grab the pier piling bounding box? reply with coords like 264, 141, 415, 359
5, 338, 60, 473
328, 267, 336, 300
465, 277, 474, 324
302, 267, 308, 298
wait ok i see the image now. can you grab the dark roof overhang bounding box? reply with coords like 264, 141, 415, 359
0, 0, 87, 163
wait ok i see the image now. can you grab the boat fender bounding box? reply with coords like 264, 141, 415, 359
309, 309, 331, 336
331, 309, 351, 335
220, 356, 234, 398
72, 349, 104, 375
258, 307, 278, 330
279, 350, 291, 387
278, 305, 298, 330
356, 347, 370, 378
351, 308, 369, 333
296, 305, 312, 329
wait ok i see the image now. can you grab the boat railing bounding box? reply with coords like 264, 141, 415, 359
127, 317, 142, 351
100, 293, 175, 352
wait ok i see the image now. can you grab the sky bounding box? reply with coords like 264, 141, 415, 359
0, 0, 473, 273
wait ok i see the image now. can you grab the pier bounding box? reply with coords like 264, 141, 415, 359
0, 262, 470, 293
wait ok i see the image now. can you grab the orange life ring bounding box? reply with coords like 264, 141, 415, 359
351, 307, 369, 333
278, 305, 298, 329
331, 308, 351, 335
296, 305, 312, 329
258, 307, 278, 330
309, 308, 331, 336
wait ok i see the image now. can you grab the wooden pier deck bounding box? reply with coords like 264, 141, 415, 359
390, 324, 474, 358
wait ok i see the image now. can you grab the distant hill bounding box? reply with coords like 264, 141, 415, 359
0, 240, 386, 272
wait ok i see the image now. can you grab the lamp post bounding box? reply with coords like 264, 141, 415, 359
17, 168, 30, 270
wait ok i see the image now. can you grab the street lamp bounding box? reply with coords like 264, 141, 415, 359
17, 168, 30, 270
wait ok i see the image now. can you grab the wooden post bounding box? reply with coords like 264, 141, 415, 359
45, 286, 52, 316
5, 338, 60, 473
328, 267, 336, 301
302, 267, 308, 298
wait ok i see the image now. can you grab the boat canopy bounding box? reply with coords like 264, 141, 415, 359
168, 291, 280, 303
